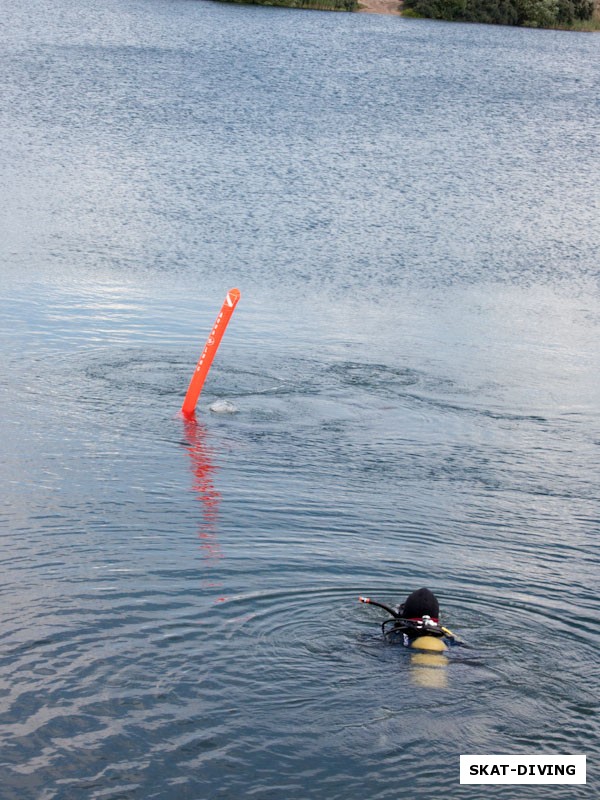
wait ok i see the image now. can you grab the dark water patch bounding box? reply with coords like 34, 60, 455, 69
83, 350, 190, 400
329, 360, 423, 391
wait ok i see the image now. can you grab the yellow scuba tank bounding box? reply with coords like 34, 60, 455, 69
410, 637, 448, 687
410, 635, 447, 652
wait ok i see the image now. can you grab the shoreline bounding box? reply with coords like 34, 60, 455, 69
357, 1, 600, 27
212, 0, 600, 27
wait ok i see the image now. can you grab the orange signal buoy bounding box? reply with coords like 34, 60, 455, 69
181, 288, 241, 419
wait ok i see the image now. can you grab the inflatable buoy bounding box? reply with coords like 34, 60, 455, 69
182, 289, 241, 418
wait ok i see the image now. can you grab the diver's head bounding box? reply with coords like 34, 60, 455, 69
399, 588, 439, 621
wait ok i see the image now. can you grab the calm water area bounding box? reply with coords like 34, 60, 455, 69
1, 0, 599, 797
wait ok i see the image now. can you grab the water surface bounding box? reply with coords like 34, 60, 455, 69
1, 1, 599, 798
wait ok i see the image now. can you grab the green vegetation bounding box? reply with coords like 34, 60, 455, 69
217, 0, 600, 26
402, 0, 599, 28
219, 0, 357, 10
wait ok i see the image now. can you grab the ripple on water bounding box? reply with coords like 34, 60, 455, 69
0, 554, 597, 800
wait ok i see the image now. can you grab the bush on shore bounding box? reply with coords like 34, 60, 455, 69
402, 0, 596, 27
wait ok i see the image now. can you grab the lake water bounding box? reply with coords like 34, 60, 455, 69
1, 1, 599, 797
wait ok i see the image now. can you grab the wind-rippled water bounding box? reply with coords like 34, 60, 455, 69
1, 1, 599, 798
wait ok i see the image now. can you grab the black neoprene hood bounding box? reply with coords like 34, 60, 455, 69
401, 588, 440, 619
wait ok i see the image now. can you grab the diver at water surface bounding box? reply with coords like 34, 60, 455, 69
359, 587, 462, 650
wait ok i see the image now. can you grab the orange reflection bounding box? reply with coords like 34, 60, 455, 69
183, 417, 222, 565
